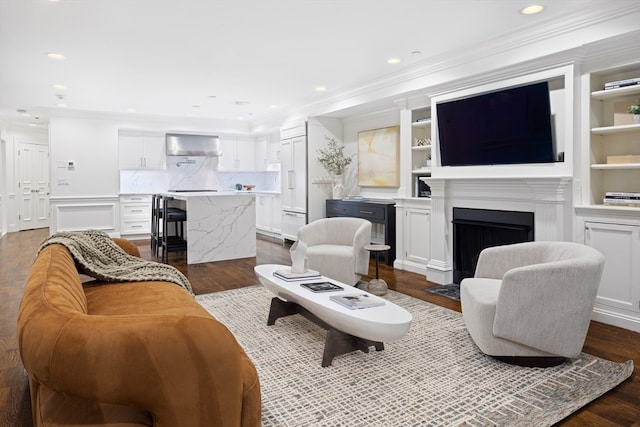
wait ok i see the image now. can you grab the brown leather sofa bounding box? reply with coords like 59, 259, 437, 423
18, 238, 261, 427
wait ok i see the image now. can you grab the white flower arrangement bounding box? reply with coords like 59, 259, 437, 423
316, 137, 353, 176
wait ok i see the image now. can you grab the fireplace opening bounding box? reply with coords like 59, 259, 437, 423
452, 207, 534, 284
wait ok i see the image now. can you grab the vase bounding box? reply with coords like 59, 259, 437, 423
332, 174, 345, 199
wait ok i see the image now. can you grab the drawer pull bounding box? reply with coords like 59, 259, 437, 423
131, 209, 143, 213
332, 208, 347, 211
359, 210, 374, 214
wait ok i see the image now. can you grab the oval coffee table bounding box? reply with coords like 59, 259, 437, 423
254, 264, 412, 367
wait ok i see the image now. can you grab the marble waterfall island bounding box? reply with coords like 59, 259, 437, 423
165, 191, 256, 264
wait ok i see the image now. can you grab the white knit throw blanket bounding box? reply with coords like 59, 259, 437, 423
38, 230, 194, 295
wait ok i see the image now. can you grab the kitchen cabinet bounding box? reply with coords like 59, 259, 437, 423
219, 136, 256, 171
118, 130, 166, 170
120, 194, 152, 238
281, 134, 307, 213
254, 134, 281, 171
255, 193, 281, 237
582, 219, 640, 332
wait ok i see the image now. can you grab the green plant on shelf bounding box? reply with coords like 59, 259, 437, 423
627, 99, 640, 115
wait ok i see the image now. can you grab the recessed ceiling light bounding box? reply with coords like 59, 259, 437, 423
56, 103, 67, 108
53, 84, 67, 90
315, 86, 327, 92
387, 58, 401, 64
47, 52, 66, 60
185, 112, 193, 117
268, 104, 278, 109
521, 4, 544, 14
237, 116, 245, 120
127, 108, 136, 113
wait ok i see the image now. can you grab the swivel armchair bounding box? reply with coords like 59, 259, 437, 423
460, 241, 605, 366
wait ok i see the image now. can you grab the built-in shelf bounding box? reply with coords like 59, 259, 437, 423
412, 168, 432, 174
411, 119, 432, 127
591, 124, 640, 135
411, 145, 432, 151
591, 163, 640, 170
591, 85, 640, 100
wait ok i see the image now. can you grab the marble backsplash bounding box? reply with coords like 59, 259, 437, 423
120, 157, 280, 194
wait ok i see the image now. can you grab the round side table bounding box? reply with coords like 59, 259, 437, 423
365, 244, 391, 296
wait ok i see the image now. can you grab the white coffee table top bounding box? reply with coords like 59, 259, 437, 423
254, 264, 412, 342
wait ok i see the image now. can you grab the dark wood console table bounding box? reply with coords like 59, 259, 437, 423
326, 199, 396, 265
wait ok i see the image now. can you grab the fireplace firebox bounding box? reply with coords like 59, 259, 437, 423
452, 207, 534, 284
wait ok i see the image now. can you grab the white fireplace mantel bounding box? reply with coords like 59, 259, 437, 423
424, 176, 573, 285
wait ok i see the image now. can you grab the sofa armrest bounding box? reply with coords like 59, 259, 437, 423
46, 313, 260, 427
112, 238, 140, 258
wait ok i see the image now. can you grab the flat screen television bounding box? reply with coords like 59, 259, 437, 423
436, 81, 555, 167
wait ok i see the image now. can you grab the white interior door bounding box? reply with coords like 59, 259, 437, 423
19, 143, 50, 230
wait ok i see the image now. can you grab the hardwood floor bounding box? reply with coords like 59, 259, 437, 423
1, 228, 638, 426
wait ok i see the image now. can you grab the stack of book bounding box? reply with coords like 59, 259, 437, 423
603, 192, 640, 207
273, 268, 321, 281
603, 77, 640, 90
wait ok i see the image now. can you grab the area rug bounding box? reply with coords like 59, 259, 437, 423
196, 286, 633, 427
425, 283, 461, 301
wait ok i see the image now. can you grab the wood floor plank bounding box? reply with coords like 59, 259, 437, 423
0, 228, 638, 426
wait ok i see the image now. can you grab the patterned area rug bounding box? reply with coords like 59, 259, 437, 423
197, 286, 633, 427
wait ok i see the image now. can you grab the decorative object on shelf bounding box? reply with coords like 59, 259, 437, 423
316, 137, 353, 199
357, 125, 400, 187
425, 148, 432, 167
333, 174, 345, 199
628, 99, 640, 124
416, 137, 431, 146
235, 183, 243, 190
243, 184, 255, 191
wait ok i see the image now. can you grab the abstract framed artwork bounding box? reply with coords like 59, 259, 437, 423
357, 125, 400, 187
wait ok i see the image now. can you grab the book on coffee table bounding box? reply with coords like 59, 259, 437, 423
300, 282, 343, 292
273, 268, 321, 281
330, 294, 385, 310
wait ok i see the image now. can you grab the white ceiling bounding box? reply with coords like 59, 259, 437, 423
1, 0, 638, 130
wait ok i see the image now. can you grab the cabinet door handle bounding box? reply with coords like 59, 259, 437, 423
131, 209, 143, 213
288, 170, 295, 189
359, 210, 374, 215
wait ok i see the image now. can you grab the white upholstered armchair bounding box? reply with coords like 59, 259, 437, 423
460, 241, 605, 366
294, 217, 372, 286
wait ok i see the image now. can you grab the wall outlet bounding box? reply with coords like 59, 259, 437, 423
57, 177, 70, 186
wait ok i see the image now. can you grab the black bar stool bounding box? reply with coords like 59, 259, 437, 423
158, 196, 187, 263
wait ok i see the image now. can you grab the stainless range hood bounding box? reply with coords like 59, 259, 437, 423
166, 133, 221, 157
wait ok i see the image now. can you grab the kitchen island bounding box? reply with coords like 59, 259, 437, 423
164, 191, 256, 264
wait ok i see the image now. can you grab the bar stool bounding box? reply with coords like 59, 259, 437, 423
158, 196, 187, 263
364, 244, 390, 296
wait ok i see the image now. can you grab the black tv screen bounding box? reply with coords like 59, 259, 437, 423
437, 81, 555, 167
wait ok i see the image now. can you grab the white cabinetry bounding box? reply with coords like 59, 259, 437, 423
581, 218, 640, 332
280, 121, 307, 241
280, 134, 307, 213
394, 198, 431, 276
255, 193, 282, 237
120, 194, 152, 238
118, 130, 166, 170
219, 136, 256, 171
254, 134, 281, 171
